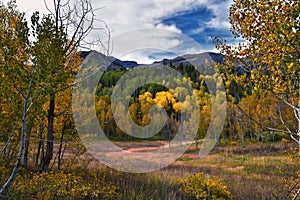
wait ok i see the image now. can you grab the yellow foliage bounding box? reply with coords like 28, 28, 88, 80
154, 91, 176, 110
179, 172, 232, 200
8, 171, 119, 199
173, 102, 181, 112
216, 0, 299, 97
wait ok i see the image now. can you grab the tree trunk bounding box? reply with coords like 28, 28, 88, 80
23, 121, 32, 169
57, 121, 66, 171
297, 95, 300, 155
0, 86, 31, 198
42, 93, 55, 172
35, 122, 44, 171
241, 123, 244, 145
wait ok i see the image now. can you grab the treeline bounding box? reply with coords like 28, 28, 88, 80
89, 61, 292, 144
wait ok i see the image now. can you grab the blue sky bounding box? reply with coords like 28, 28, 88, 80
161, 7, 234, 50
4, 0, 238, 63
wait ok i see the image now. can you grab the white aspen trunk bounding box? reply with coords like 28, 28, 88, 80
0, 84, 32, 198
298, 73, 300, 157
298, 97, 300, 157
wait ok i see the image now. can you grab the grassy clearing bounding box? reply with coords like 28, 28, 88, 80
76, 141, 298, 199
1, 141, 298, 199
172, 142, 298, 199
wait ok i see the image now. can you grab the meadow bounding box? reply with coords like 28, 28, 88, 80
1, 141, 297, 199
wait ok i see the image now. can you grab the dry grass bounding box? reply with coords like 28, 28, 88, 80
2, 141, 297, 199
169, 142, 298, 199
64, 141, 298, 199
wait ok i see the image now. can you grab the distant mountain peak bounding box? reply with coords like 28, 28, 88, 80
153, 52, 224, 66
80, 51, 139, 70
80, 51, 224, 70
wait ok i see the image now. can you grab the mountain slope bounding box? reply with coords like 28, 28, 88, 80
80, 51, 139, 70
80, 51, 225, 70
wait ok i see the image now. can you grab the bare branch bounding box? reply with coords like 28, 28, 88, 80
44, 0, 55, 16
237, 103, 297, 136
291, 97, 300, 121
12, 83, 25, 99
275, 94, 298, 111
293, 187, 300, 200
0, 120, 20, 157
278, 104, 293, 134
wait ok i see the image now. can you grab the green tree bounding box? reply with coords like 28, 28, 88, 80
33, 0, 98, 172
0, 2, 32, 197
0, 0, 103, 196
215, 0, 299, 144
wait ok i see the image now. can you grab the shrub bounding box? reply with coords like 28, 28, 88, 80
281, 138, 289, 143
7, 171, 119, 199
229, 141, 240, 146
285, 147, 300, 199
179, 172, 232, 200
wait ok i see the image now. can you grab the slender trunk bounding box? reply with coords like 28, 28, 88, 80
40, 139, 45, 168
167, 121, 172, 147
106, 121, 110, 137
293, 88, 300, 200
241, 123, 244, 145
57, 121, 66, 171
0, 85, 31, 198
298, 97, 300, 157
35, 123, 43, 171
0, 122, 18, 158
23, 121, 32, 169
298, 73, 300, 157
42, 93, 55, 172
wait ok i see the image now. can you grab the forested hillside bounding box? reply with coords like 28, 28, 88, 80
86, 51, 291, 145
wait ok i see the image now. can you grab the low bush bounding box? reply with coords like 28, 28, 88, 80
6, 170, 119, 199
179, 172, 232, 200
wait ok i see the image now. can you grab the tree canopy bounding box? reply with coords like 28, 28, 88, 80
215, 0, 300, 140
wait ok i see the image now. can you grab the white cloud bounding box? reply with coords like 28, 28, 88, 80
189, 0, 232, 33
205, 17, 231, 29
118, 50, 168, 64
155, 23, 182, 33
205, 0, 233, 29
190, 27, 205, 34
92, 0, 212, 35
89, 0, 216, 61
108, 28, 187, 64
2, 0, 232, 63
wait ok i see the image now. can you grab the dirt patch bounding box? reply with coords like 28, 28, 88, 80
226, 166, 245, 171
210, 142, 296, 156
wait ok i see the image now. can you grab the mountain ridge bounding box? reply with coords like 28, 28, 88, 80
80, 51, 225, 70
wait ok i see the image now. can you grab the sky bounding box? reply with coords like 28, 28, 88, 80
3, 0, 238, 64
